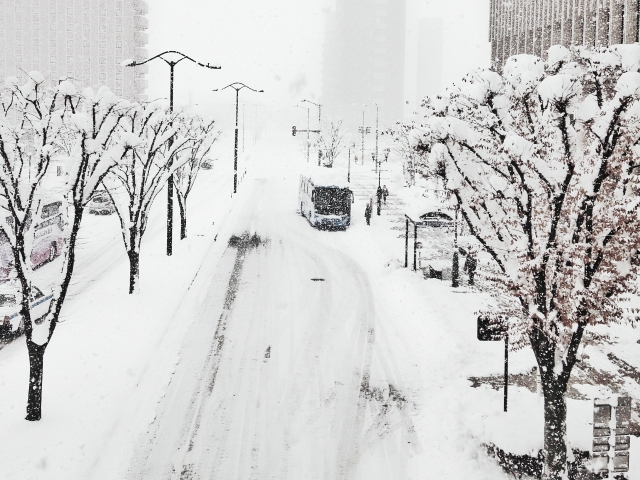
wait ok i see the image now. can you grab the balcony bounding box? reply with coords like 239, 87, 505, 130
134, 0, 149, 15
134, 77, 148, 90
134, 31, 148, 47
134, 47, 148, 60
132, 63, 149, 73
134, 15, 148, 30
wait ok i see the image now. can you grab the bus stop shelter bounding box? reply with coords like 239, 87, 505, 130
404, 207, 457, 280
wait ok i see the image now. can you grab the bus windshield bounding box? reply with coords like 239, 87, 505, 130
313, 187, 351, 216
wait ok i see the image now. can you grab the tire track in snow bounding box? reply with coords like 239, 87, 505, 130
173, 233, 264, 480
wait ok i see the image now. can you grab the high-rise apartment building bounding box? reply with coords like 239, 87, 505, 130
0, 0, 148, 101
322, 0, 406, 130
490, 0, 640, 68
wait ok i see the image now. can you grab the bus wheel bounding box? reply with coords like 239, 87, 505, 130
49, 244, 56, 262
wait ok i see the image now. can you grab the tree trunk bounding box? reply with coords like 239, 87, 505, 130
127, 248, 140, 294
541, 375, 568, 480
177, 193, 187, 240
25, 340, 47, 421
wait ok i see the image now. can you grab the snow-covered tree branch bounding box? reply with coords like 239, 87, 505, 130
409, 44, 640, 479
0, 74, 132, 421
174, 117, 219, 240
315, 119, 345, 168
104, 103, 196, 293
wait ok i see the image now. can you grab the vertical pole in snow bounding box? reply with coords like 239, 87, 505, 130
167, 63, 175, 257
375, 103, 379, 174
504, 332, 509, 412
348, 147, 351, 183
452, 206, 459, 287
361, 107, 365, 166
307, 107, 310, 163
405, 218, 409, 268
413, 223, 418, 271
234, 88, 239, 194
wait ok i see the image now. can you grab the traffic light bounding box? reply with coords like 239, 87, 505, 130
292, 126, 297, 136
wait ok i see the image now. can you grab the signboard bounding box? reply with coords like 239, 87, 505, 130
592, 397, 631, 477
477, 315, 507, 341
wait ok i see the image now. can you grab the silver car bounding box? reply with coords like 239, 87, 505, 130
0, 285, 53, 341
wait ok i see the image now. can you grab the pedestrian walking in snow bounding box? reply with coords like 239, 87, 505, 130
463, 249, 477, 286
364, 202, 372, 225
376, 186, 382, 215
382, 185, 389, 204
0, 316, 11, 341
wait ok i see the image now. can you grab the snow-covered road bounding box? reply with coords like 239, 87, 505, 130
128, 147, 423, 479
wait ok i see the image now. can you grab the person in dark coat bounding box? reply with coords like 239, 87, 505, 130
463, 250, 477, 285
376, 186, 382, 215
365, 202, 372, 225
0, 316, 11, 341
382, 185, 389, 203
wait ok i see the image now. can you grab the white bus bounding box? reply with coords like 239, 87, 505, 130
299, 169, 353, 229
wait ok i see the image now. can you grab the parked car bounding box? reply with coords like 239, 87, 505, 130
0, 284, 53, 341
30, 199, 67, 268
87, 189, 115, 215
419, 211, 454, 228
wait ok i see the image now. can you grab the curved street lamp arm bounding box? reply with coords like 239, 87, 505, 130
301, 99, 321, 107
214, 82, 263, 93
125, 50, 221, 69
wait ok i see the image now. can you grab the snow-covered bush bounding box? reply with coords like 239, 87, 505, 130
411, 44, 640, 479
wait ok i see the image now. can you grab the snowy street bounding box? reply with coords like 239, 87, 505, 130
127, 133, 425, 479
0, 118, 637, 479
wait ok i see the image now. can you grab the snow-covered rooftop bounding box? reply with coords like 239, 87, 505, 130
301, 166, 351, 189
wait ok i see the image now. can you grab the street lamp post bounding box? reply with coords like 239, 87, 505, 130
124, 51, 220, 257
301, 99, 321, 128
214, 83, 263, 194
374, 103, 379, 174
295, 104, 310, 162
361, 104, 367, 166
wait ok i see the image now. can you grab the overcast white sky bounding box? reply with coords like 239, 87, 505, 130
147, 0, 490, 119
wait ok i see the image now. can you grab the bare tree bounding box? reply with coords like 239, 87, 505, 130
315, 119, 345, 167
411, 45, 640, 479
104, 103, 195, 293
174, 117, 218, 239
0, 74, 131, 421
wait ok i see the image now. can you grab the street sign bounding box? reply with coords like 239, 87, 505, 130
477, 315, 507, 341
477, 315, 509, 412
592, 397, 631, 478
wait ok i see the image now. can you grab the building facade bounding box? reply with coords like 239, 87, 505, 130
416, 18, 443, 106
490, 0, 640, 68
0, 0, 148, 101
322, 0, 406, 130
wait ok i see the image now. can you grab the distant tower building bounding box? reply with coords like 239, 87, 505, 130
489, 0, 640, 68
322, 0, 407, 130
416, 18, 443, 104
0, 0, 148, 101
